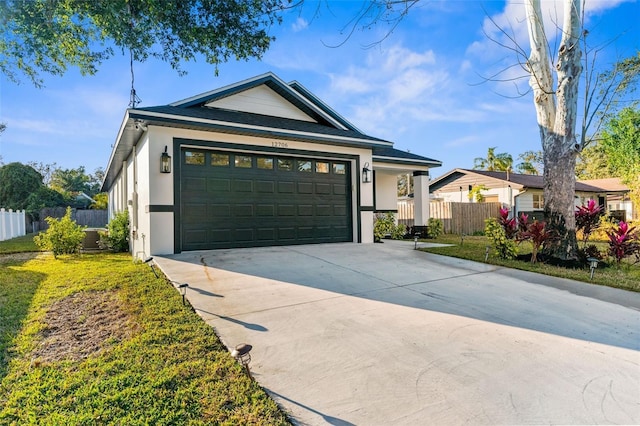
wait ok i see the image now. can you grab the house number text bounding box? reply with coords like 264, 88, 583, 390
272, 141, 289, 148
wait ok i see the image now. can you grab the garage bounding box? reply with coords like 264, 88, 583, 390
102, 72, 441, 256
180, 148, 352, 250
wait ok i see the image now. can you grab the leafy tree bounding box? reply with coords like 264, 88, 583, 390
575, 141, 611, 180
516, 150, 543, 175
27, 161, 59, 186
397, 174, 413, 197
599, 107, 640, 212
473, 147, 513, 171
0, 0, 286, 87
91, 193, 109, 210
25, 186, 67, 216
50, 166, 91, 194
468, 184, 488, 202
0, 162, 43, 211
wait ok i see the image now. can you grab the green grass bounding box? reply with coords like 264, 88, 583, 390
421, 234, 640, 292
0, 234, 40, 254
0, 253, 289, 425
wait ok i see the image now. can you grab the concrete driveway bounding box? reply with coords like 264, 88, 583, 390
154, 241, 640, 425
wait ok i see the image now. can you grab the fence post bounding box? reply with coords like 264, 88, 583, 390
0, 208, 5, 241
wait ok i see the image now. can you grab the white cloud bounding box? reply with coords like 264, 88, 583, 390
318, 42, 494, 142
292, 17, 309, 32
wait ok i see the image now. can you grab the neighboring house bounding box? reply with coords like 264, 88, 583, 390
101, 72, 441, 257
429, 169, 606, 220
578, 178, 635, 221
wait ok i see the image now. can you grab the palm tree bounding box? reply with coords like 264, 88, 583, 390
473, 147, 513, 171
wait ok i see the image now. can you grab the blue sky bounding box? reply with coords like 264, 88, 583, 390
0, 0, 638, 180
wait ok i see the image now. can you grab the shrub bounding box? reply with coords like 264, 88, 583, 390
575, 199, 603, 245
426, 218, 443, 239
485, 217, 518, 260
498, 207, 518, 239
100, 211, 130, 252
373, 213, 405, 242
517, 220, 555, 263
607, 221, 640, 264
33, 207, 85, 258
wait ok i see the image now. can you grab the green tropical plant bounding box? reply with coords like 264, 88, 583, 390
33, 207, 86, 258
473, 147, 513, 171
484, 217, 518, 260
374, 213, 405, 242
426, 218, 443, 239
100, 211, 130, 252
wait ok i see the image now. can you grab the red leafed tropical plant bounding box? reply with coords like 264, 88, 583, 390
518, 212, 529, 232
607, 221, 640, 264
575, 199, 603, 246
499, 207, 518, 239
518, 220, 555, 264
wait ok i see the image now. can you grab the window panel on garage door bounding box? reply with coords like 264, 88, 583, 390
180, 149, 352, 250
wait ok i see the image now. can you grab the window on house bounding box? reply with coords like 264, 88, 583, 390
185, 151, 205, 165
211, 153, 229, 166
257, 157, 273, 169
297, 160, 312, 172
316, 162, 329, 173
235, 155, 252, 168
533, 193, 544, 209
277, 159, 293, 171
333, 163, 346, 175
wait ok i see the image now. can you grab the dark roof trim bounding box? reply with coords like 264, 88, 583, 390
429, 168, 608, 193
288, 80, 361, 132
170, 72, 352, 131
128, 110, 393, 148
373, 155, 442, 168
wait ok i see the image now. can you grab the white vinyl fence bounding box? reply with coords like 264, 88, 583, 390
0, 208, 26, 241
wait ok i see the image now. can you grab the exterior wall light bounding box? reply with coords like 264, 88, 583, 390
362, 162, 372, 183
161, 146, 171, 173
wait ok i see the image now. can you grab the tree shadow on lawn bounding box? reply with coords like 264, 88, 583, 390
0, 253, 46, 381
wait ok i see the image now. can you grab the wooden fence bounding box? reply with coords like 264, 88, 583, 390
33, 208, 108, 232
0, 208, 26, 241
398, 200, 501, 235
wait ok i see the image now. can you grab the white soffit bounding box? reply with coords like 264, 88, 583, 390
205, 85, 317, 123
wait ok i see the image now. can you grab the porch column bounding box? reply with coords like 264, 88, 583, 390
413, 171, 430, 226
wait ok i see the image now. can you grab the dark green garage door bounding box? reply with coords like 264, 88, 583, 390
180, 148, 352, 251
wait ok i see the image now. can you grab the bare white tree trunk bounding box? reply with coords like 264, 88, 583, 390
525, 0, 582, 260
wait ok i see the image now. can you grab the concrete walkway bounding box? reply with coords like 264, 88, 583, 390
154, 241, 640, 425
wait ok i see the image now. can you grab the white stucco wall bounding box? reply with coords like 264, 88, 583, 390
374, 173, 398, 211
131, 125, 377, 254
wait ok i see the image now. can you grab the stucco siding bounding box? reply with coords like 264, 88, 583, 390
139, 126, 376, 253
205, 86, 316, 123
374, 173, 398, 211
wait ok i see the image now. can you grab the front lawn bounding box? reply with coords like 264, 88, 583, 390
0, 233, 40, 254
420, 234, 640, 292
0, 252, 289, 425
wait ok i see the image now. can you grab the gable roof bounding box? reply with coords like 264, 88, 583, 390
429, 168, 606, 193
578, 177, 629, 193
102, 72, 441, 191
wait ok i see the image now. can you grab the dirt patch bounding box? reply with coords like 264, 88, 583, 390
0, 252, 40, 265
32, 291, 139, 364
